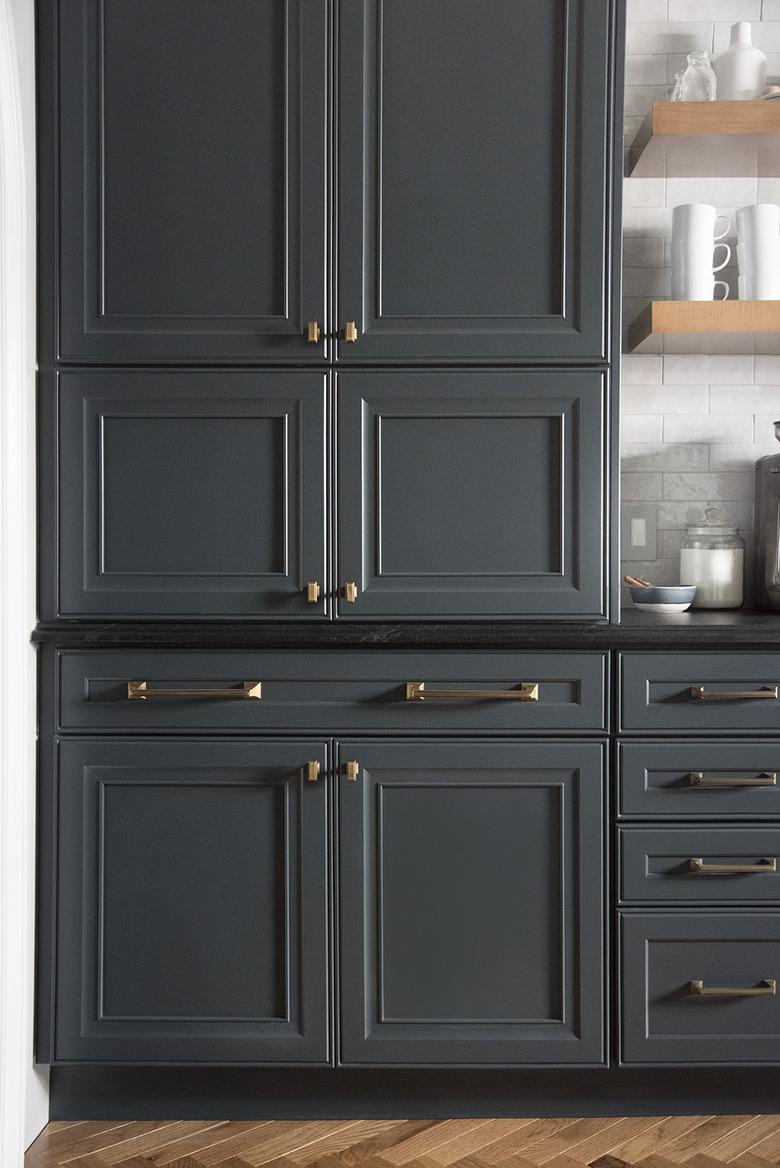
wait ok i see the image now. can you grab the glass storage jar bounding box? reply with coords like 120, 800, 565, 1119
680, 506, 744, 609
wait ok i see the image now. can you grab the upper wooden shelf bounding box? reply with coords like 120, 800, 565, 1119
629, 101, 780, 178
628, 299, 780, 353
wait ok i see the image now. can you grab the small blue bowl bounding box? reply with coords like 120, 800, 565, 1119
629, 585, 697, 612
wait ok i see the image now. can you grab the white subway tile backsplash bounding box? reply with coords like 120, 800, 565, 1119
625, 86, 673, 118
669, 0, 759, 20
625, 54, 670, 86
623, 472, 664, 500
665, 176, 757, 209
657, 499, 754, 530
626, 23, 713, 54
755, 357, 780, 382
663, 415, 754, 443
623, 236, 666, 267
710, 385, 780, 413
622, 384, 709, 413
662, 471, 754, 500
709, 443, 776, 470
622, 443, 710, 471
623, 414, 664, 443
622, 355, 664, 384
627, 0, 669, 20
765, 1, 780, 19
663, 355, 754, 384
660, 529, 685, 558
623, 177, 667, 207
623, 266, 672, 297
755, 414, 780, 440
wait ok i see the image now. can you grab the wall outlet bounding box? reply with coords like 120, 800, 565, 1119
621, 503, 657, 562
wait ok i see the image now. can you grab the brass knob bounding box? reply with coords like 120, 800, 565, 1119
306, 760, 321, 782
306, 320, 321, 343
344, 760, 359, 781
306, 581, 321, 603
343, 581, 358, 603
343, 320, 358, 343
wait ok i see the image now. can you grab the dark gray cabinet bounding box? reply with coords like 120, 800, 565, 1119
337, 371, 607, 619
54, 738, 330, 1063
52, 369, 328, 618
337, 0, 615, 362
54, 0, 328, 363
338, 741, 605, 1065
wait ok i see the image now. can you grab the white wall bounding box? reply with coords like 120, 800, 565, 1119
0, 0, 49, 1162
622, 0, 780, 594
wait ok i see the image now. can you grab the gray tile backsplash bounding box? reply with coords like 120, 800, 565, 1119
621, 1, 780, 598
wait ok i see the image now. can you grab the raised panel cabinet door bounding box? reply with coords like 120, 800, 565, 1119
338, 740, 606, 1065
53, 739, 330, 1063
337, 0, 616, 362
337, 370, 607, 619
53, 0, 327, 362
52, 370, 328, 618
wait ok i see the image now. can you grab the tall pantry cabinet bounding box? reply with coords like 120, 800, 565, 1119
35, 0, 625, 1080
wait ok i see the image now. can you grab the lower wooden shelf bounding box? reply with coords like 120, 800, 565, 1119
628, 299, 780, 353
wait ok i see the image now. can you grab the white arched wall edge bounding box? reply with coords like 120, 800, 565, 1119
0, 0, 49, 1163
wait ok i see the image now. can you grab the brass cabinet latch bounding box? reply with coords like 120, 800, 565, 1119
306, 320, 321, 343
344, 760, 359, 781
306, 581, 321, 603
343, 320, 358, 343
306, 760, 321, 782
343, 581, 358, 603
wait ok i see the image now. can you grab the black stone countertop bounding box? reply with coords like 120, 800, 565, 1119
31, 609, 780, 649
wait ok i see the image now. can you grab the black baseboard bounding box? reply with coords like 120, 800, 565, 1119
50, 1066, 780, 1120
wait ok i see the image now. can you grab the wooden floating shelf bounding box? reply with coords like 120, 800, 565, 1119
630, 100, 780, 177
628, 299, 780, 353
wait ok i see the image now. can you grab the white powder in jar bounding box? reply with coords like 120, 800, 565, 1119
680, 546, 744, 608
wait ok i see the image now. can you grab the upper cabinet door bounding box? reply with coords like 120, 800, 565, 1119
337, 369, 607, 620
337, 0, 614, 363
55, 0, 327, 363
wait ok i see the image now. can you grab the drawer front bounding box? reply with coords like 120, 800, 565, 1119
620, 742, 780, 819
621, 912, 780, 1064
620, 652, 780, 733
620, 828, 780, 905
57, 650, 608, 734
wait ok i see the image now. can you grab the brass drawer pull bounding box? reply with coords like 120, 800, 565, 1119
306, 761, 321, 782
689, 685, 779, 701
406, 681, 539, 702
343, 320, 358, 343
689, 979, 776, 997
689, 857, 777, 874
306, 581, 321, 603
127, 681, 262, 701
343, 581, 358, 603
344, 760, 359, 781
306, 320, 321, 343
689, 772, 777, 787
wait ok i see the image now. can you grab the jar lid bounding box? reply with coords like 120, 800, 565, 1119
685, 505, 739, 536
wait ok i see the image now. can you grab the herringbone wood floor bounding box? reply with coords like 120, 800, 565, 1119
24, 1117, 780, 1168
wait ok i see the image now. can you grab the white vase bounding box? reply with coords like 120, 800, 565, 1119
714, 22, 767, 100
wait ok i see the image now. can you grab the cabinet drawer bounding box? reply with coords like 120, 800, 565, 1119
56, 650, 608, 734
620, 653, 780, 733
619, 742, 780, 819
620, 828, 780, 905
621, 912, 780, 1064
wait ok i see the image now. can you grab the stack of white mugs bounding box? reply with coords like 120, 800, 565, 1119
671, 202, 780, 301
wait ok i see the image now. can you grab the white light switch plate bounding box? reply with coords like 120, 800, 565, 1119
621, 503, 657, 562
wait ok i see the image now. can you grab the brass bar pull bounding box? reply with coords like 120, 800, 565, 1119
690, 685, 779, 701
689, 772, 777, 787
306, 761, 321, 783
406, 681, 539, 702
689, 979, 776, 997
127, 681, 262, 701
343, 320, 358, 343
689, 857, 777, 874
343, 581, 358, 603
306, 320, 321, 343
306, 581, 321, 603
344, 760, 359, 781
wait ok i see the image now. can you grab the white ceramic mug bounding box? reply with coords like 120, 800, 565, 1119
672, 238, 731, 300
673, 204, 730, 242
737, 236, 780, 298
737, 203, 780, 238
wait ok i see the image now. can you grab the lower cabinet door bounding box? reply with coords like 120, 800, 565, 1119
338, 740, 606, 1065
55, 739, 329, 1063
